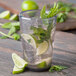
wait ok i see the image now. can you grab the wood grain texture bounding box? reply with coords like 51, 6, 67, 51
0, 23, 76, 76
56, 18, 76, 30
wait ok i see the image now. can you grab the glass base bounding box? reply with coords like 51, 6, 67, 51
23, 53, 52, 72
27, 65, 51, 72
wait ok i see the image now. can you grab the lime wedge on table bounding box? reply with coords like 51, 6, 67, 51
12, 53, 28, 69
21, 34, 37, 48
9, 14, 19, 21
13, 66, 24, 74
0, 11, 10, 19
36, 41, 49, 55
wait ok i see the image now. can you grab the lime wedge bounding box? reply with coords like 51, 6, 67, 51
37, 61, 46, 68
21, 34, 37, 48
9, 14, 19, 21
36, 41, 49, 55
12, 53, 28, 69
13, 66, 24, 74
42, 57, 52, 65
36, 57, 51, 68
0, 11, 10, 19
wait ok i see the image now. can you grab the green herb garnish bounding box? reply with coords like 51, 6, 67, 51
57, 12, 68, 23
57, 1, 76, 23
30, 3, 62, 43
12, 33, 20, 40
0, 3, 62, 41
58, 1, 72, 12
40, 6, 48, 19
8, 26, 16, 36
49, 65, 67, 72
0, 22, 20, 40
30, 26, 48, 43
40, 3, 63, 19
1, 22, 20, 29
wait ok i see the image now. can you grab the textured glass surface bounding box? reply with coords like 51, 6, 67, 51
19, 10, 56, 70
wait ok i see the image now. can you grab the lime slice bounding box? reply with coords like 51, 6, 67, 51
0, 11, 10, 19
36, 41, 49, 55
36, 57, 51, 68
21, 34, 37, 48
21, 0, 39, 11
13, 66, 24, 74
12, 53, 28, 69
9, 14, 19, 21
37, 61, 46, 68
42, 57, 52, 65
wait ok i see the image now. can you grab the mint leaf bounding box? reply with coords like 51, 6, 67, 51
40, 3, 62, 19
57, 12, 67, 23
11, 22, 20, 27
49, 65, 67, 72
30, 26, 48, 43
14, 26, 20, 30
47, 3, 61, 18
2, 22, 12, 29
0, 22, 20, 40
57, 1, 72, 12
40, 6, 47, 19
8, 26, 16, 35
12, 33, 20, 40
30, 26, 53, 43
2, 22, 20, 29
0, 31, 20, 40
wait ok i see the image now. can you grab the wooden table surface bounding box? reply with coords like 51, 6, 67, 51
0, 19, 76, 76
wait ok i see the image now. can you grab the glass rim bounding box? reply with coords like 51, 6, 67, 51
19, 9, 57, 20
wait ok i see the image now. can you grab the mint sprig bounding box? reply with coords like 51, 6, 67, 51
49, 65, 67, 72
30, 26, 48, 43
40, 3, 62, 45
0, 22, 20, 40
8, 26, 16, 36
2, 22, 20, 29
57, 1, 72, 12
40, 3, 63, 19
57, 1, 76, 23
30, 3, 62, 43
0, 31, 20, 40
0, 31, 13, 39
57, 12, 68, 23
40, 6, 48, 19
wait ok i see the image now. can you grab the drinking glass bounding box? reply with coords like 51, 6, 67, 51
19, 10, 56, 71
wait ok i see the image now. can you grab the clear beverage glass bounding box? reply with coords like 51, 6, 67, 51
19, 10, 56, 71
